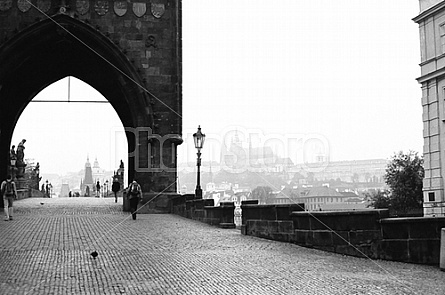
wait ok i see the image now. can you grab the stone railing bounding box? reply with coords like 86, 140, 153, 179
241, 202, 305, 242
291, 210, 388, 259
123, 191, 180, 214
379, 216, 445, 265
241, 202, 445, 266
171, 194, 236, 229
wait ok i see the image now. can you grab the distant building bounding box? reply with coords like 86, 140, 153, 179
92, 157, 106, 183
80, 156, 107, 196
80, 156, 94, 196
59, 183, 70, 198
291, 159, 387, 184
222, 132, 293, 173
268, 186, 365, 211
114, 160, 125, 189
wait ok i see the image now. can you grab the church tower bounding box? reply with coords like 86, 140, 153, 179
81, 156, 94, 197
92, 157, 105, 183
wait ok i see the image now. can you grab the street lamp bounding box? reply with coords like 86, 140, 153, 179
105, 180, 109, 197
193, 125, 205, 199
45, 180, 49, 198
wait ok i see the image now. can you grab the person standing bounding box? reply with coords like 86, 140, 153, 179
127, 180, 142, 220
1, 175, 17, 221
112, 177, 120, 203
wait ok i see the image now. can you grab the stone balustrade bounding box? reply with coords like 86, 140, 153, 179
171, 195, 236, 229
240, 202, 445, 266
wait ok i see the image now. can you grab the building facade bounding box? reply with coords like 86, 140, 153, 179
414, 0, 445, 216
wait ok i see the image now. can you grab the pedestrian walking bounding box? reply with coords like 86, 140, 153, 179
127, 180, 142, 220
112, 177, 120, 203
96, 181, 101, 198
1, 175, 17, 221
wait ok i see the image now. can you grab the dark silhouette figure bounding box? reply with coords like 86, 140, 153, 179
1, 175, 17, 221
112, 177, 120, 203
127, 180, 142, 220
90, 251, 98, 259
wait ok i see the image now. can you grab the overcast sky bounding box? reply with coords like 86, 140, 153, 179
13, 0, 423, 175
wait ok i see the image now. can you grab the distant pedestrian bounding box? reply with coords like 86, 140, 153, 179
1, 175, 17, 221
96, 181, 101, 197
127, 180, 142, 220
112, 177, 120, 203
45, 182, 49, 198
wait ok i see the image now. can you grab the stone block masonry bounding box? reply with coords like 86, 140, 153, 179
0, 0, 183, 192
241, 203, 445, 266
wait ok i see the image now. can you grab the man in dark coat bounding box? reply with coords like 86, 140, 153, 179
112, 177, 120, 203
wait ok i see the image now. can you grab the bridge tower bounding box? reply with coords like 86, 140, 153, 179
0, 0, 183, 193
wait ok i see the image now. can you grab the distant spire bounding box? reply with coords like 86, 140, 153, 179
84, 156, 94, 185
85, 155, 91, 168
93, 157, 100, 168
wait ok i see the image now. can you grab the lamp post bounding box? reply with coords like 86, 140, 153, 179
45, 180, 49, 198
193, 125, 205, 199
105, 180, 109, 198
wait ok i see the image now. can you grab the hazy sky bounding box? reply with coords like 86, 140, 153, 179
13, 1, 423, 175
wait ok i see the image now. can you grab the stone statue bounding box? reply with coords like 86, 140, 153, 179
16, 139, 26, 165
9, 145, 16, 163
30, 162, 41, 190
15, 139, 26, 178
34, 162, 40, 174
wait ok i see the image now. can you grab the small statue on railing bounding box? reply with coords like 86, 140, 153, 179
9, 145, 16, 163
15, 139, 26, 178
16, 139, 26, 164
30, 162, 41, 190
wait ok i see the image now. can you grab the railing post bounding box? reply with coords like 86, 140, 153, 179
441, 228, 445, 270
219, 202, 236, 229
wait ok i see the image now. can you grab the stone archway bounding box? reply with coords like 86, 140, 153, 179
0, 12, 182, 193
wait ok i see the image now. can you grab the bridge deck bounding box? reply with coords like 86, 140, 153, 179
0, 197, 443, 294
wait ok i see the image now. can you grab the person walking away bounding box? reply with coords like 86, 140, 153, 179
96, 181, 101, 198
127, 180, 142, 220
1, 175, 17, 221
112, 177, 120, 203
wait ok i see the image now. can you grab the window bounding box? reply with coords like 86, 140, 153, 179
428, 192, 435, 202
440, 23, 445, 54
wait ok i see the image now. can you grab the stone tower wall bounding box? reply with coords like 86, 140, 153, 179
0, 0, 182, 192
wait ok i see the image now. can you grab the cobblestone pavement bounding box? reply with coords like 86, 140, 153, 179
0, 197, 444, 294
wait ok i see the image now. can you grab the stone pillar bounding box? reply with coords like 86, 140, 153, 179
122, 191, 130, 212
441, 228, 445, 271
420, 80, 445, 216
219, 202, 236, 229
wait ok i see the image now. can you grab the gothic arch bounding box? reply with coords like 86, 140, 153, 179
0, 15, 153, 183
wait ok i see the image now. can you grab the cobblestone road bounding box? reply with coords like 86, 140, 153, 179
0, 197, 444, 294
